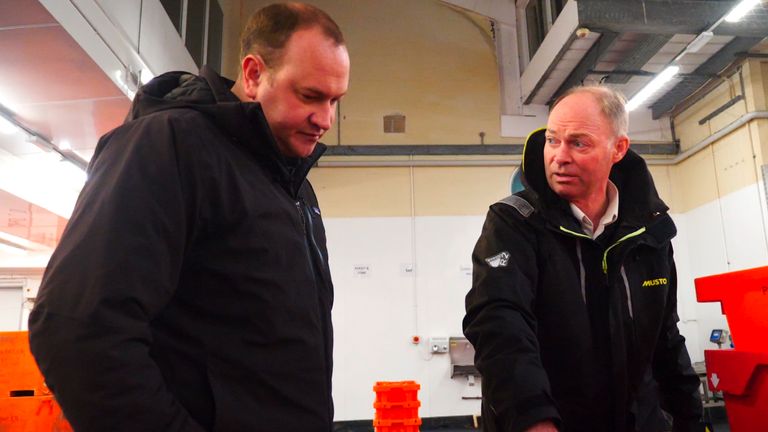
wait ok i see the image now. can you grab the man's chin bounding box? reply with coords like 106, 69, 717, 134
277, 140, 317, 158
548, 183, 578, 200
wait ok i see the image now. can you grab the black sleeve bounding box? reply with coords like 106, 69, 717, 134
463, 205, 561, 432
28, 114, 206, 432
652, 247, 704, 432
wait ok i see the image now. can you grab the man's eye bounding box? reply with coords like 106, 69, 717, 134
573, 141, 585, 148
545, 137, 555, 145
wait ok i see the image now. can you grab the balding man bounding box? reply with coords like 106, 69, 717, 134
30, 3, 348, 431
464, 86, 703, 432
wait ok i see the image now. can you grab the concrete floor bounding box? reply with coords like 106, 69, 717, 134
335, 405, 733, 431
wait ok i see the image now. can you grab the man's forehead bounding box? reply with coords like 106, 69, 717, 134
545, 128, 596, 137
547, 95, 611, 135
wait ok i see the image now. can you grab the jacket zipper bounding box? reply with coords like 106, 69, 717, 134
620, 265, 633, 319
295, 199, 333, 430
558, 225, 642, 315
575, 241, 586, 304
601, 227, 645, 274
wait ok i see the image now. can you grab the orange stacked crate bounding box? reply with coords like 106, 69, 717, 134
0, 331, 73, 432
373, 381, 421, 432
695, 266, 768, 432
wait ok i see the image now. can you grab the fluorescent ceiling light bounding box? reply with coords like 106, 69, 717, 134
0, 242, 26, 255
58, 159, 88, 185
685, 31, 714, 54
0, 114, 17, 135
0, 231, 45, 252
725, 0, 760, 22
627, 66, 680, 111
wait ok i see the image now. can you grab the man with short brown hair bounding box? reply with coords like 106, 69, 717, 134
465, 86, 703, 432
30, 3, 348, 431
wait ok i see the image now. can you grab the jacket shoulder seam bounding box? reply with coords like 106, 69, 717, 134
497, 195, 534, 218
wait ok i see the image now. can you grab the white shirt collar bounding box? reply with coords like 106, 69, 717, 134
569, 181, 619, 239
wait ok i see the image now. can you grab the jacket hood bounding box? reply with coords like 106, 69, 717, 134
125, 66, 326, 190
521, 128, 670, 229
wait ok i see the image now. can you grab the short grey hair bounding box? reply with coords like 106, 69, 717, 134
551, 85, 628, 137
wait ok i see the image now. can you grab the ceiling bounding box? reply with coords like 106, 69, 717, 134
0, 0, 129, 163
524, 0, 768, 118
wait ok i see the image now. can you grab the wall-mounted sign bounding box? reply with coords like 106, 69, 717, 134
353, 264, 371, 278
460, 265, 472, 277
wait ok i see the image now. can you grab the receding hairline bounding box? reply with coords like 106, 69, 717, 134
238, 2, 346, 66
551, 85, 628, 137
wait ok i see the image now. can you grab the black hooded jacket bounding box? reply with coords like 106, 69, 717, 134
29, 66, 335, 432
463, 129, 703, 432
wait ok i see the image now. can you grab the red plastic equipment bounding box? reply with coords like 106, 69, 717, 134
373, 381, 421, 432
695, 266, 768, 432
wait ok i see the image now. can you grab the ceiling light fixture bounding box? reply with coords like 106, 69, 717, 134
0, 231, 42, 252
627, 66, 680, 111
0, 114, 17, 135
0, 242, 27, 255
725, 0, 760, 22
684, 31, 714, 54
629, 0, 758, 113
0, 109, 87, 171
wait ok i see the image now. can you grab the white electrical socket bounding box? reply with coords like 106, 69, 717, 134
429, 336, 449, 353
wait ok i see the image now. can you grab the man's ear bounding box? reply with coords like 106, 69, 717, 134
613, 135, 630, 163
240, 54, 266, 100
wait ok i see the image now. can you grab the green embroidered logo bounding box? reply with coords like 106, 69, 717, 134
642, 278, 668, 287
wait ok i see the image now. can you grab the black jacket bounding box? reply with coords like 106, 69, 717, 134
29, 66, 335, 432
464, 129, 702, 432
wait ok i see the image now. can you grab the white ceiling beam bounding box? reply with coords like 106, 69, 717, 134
439, 0, 516, 25
439, 0, 523, 118
39, 0, 196, 98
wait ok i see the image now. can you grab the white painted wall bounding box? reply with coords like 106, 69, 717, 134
326, 216, 484, 421
672, 183, 768, 362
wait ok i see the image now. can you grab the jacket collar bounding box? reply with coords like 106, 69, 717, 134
131, 66, 325, 197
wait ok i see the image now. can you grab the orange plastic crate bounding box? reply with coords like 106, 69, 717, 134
0, 332, 51, 397
373, 416, 422, 432
0, 396, 72, 432
374, 400, 420, 420
0, 331, 73, 432
373, 381, 420, 404
373, 381, 421, 432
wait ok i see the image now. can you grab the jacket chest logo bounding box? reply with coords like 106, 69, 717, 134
642, 278, 668, 287
485, 251, 510, 268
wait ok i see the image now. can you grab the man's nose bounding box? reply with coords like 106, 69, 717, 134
553, 145, 571, 164
310, 103, 334, 130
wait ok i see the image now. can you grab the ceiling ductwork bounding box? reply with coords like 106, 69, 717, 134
521, 0, 767, 117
